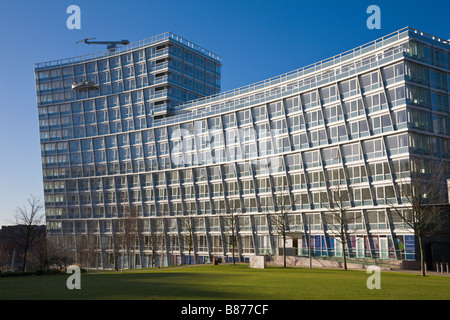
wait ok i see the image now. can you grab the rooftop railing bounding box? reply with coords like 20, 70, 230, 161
169, 27, 424, 113
34, 32, 221, 69
170, 27, 448, 115
152, 46, 408, 129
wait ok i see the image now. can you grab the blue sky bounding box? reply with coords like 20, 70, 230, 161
0, 0, 448, 225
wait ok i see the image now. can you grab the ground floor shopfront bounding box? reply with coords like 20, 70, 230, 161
86, 231, 417, 270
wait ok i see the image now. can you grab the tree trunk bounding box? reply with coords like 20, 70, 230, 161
232, 231, 236, 265
341, 224, 347, 271
232, 240, 236, 265
232, 246, 235, 265
342, 239, 347, 271
22, 230, 31, 272
22, 249, 28, 273
419, 235, 425, 277
283, 233, 287, 268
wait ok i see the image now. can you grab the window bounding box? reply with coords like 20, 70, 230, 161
305, 110, 323, 128
432, 93, 449, 113
409, 133, 435, 155
121, 53, 132, 66
363, 138, 385, 159
341, 143, 360, 163
364, 92, 387, 114
435, 49, 449, 69
307, 171, 325, 189
360, 71, 380, 92
441, 139, 450, 157
268, 101, 284, 118
323, 104, 343, 123
343, 99, 364, 118
369, 113, 392, 134
407, 109, 432, 131
74, 65, 84, 76
382, 63, 404, 85
408, 41, 432, 63
289, 172, 306, 190
405, 62, 429, 85
339, 78, 358, 98
328, 124, 347, 142
309, 129, 327, 146
301, 91, 318, 109
255, 122, 270, 139
272, 119, 287, 135
349, 119, 369, 139
430, 69, 447, 91
237, 109, 251, 126
284, 96, 300, 113
327, 168, 346, 186
387, 86, 405, 106
303, 150, 320, 168
393, 109, 407, 129
222, 113, 236, 129
184, 50, 194, 64
406, 86, 431, 107
320, 84, 337, 104
287, 114, 305, 132
253, 105, 267, 122
368, 161, 391, 182
208, 116, 221, 131
291, 133, 308, 150
285, 154, 302, 171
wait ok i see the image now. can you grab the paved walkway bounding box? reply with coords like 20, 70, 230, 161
383, 269, 450, 277
96, 263, 450, 277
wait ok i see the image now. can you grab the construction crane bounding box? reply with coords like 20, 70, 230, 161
76, 37, 130, 52
72, 37, 130, 91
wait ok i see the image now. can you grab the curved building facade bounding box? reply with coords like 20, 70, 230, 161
34, 28, 450, 268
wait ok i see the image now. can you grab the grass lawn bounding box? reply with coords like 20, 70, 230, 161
0, 264, 449, 300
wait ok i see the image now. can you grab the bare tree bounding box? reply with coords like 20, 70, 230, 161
179, 215, 200, 265
0, 245, 10, 272
322, 179, 359, 271
33, 234, 50, 271
110, 220, 121, 271
220, 198, 242, 265
118, 206, 139, 271
263, 179, 299, 268
76, 230, 97, 269
147, 218, 164, 268
392, 159, 450, 276
41, 236, 73, 270
14, 195, 45, 272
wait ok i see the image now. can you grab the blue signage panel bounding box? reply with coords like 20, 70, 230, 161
404, 235, 415, 260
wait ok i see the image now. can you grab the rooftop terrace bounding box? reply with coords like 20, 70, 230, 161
34, 31, 222, 69
169, 27, 448, 114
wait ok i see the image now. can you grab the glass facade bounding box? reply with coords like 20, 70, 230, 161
35, 28, 449, 268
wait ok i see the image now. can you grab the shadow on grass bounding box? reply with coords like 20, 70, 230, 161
0, 267, 250, 300
1, 265, 449, 300
83, 271, 241, 300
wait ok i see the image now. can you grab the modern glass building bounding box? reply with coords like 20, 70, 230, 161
34, 28, 449, 269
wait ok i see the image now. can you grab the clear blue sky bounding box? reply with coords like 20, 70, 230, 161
0, 0, 448, 225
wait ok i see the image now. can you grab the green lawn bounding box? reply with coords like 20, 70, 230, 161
0, 264, 449, 300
